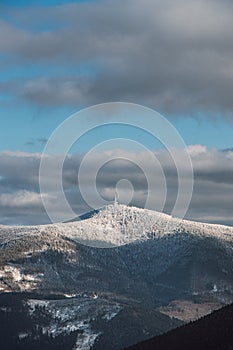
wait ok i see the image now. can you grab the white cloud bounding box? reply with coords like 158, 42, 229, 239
0, 190, 46, 208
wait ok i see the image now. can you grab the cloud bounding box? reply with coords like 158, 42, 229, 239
1, 0, 233, 116
0, 146, 233, 225
19, 77, 91, 107
0, 190, 46, 208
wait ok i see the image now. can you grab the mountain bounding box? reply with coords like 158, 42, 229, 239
123, 302, 233, 350
0, 292, 182, 350
0, 203, 233, 349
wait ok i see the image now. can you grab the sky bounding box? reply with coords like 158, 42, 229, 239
0, 0, 233, 225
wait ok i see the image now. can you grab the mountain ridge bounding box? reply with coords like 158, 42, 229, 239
1, 203, 233, 249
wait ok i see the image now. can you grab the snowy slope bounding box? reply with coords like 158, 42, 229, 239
0, 203, 233, 248
0, 203, 233, 302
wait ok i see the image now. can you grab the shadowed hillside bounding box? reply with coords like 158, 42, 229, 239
124, 303, 233, 350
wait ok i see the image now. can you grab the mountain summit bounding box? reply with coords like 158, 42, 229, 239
0, 203, 233, 296
2, 203, 232, 248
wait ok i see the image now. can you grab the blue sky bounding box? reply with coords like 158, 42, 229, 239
1, 106, 233, 153
0, 0, 233, 154
0, 0, 233, 225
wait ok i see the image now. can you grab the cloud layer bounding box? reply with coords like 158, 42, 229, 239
0, 146, 233, 226
1, 0, 233, 116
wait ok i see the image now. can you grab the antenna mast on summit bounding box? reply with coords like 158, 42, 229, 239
114, 190, 119, 205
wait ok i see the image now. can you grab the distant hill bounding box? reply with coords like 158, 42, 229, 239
124, 303, 233, 350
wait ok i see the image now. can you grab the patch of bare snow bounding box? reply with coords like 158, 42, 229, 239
74, 331, 101, 350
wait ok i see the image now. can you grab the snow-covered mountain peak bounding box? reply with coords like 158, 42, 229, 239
59, 203, 233, 248
1, 203, 233, 299
60, 203, 175, 247
0, 203, 233, 249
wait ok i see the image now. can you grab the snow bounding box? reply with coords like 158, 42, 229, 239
64, 294, 78, 298
27, 297, 121, 349
58, 203, 233, 248
0, 203, 233, 293
0, 265, 43, 292
18, 332, 29, 340
1, 203, 232, 347
102, 310, 119, 321
28, 299, 49, 314
74, 331, 101, 350
0, 203, 233, 249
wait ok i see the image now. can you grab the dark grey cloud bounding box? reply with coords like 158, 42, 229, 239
0, 0, 233, 116
0, 152, 41, 192
0, 146, 233, 225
